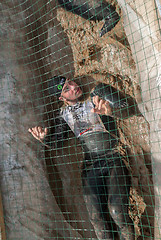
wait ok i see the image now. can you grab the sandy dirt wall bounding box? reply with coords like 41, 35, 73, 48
56, 2, 155, 239
116, 0, 161, 239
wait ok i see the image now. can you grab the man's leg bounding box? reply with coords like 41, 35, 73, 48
107, 159, 135, 240
82, 165, 115, 240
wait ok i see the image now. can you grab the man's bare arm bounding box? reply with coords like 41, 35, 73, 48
28, 127, 50, 148
91, 95, 112, 116
91, 83, 139, 118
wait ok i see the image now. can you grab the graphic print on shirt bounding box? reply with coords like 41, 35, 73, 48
61, 100, 107, 138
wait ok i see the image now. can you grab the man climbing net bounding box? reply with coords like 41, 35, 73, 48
29, 76, 136, 240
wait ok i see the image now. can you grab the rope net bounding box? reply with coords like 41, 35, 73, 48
0, 0, 161, 239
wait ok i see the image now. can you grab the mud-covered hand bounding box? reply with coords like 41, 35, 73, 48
28, 126, 48, 142
91, 95, 112, 115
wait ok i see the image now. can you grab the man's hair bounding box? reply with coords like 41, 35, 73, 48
48, 76, 66, 98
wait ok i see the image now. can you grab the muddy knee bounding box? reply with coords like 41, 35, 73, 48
109, 204, 135, 240
109, 204, 123, 223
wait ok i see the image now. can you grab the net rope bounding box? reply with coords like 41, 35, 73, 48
0, 0, 161, 239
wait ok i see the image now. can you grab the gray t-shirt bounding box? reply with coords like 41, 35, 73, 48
61, 100, 107, 138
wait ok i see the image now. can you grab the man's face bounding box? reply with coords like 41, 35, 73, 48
60, 79, 83, 102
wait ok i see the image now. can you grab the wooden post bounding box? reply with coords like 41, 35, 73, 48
0, 194, 6, 240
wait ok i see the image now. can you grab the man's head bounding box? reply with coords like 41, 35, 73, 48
48, 76, 83, 105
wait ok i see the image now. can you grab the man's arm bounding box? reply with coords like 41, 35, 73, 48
91, 83, 139, 118
28, 126, 50, 147
28, 112, 70, 149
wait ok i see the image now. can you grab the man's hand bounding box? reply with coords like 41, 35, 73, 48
28, 126, 48, 141
91, 95, 112, 115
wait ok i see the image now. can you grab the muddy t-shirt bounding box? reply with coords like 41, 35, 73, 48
61, 100, 107, 138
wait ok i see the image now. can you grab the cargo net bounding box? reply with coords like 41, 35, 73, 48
0, 0, 161, 239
